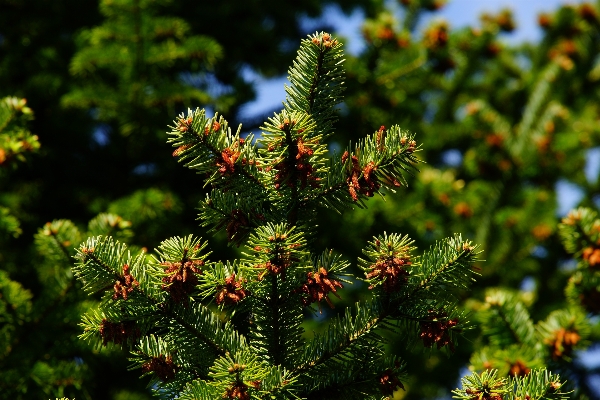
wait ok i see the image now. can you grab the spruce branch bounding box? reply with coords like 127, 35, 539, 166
208, 349, 298, 399
452, 369, 509, 400
408, 234, 479, 294
73, 235, 133, 295
314, 125, 420, 211
36, 220, 82, 265
558, 207, 600, 315
257, 110, 327, 215
74, 234, 248, 363
295, 249, 351, 312
558, 207, 600, 257
241, 223, 310, 282
87, 212, 133, 242
33, 220, 84, 314
0, 270, 33, 330
0, 206, 21, 238
462, 207, 597, 391
469, 344, 544, 379
197, 259, 248, 306
297, 352, 405, 399
294, 234, 479, 380
294, 298, 389, 376
132, 335, 180, 384
167, 301, 248, 356
176, 379, 221, 400
476, 289, 537, 348
453, 368, 571, 400
513, 61, 562, 161
168, 109, 265, 192
536, 307, 590, 362
79, 307, 137, 348
197, 189, 272, 246
283, 32, 345, 140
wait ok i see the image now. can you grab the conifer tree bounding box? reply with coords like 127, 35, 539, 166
0, 2, 375, 398
70, 32, 496, 399
324, 1, 600, 397
2, 1, 597, 398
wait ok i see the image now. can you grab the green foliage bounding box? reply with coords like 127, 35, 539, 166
62, 0, 222, 135
72, 32, 485, 399
0, 96, 39, 168
0, 270, 33, 355
450, 206, 600, 399
559, 207, 600, 316
0, 96, 38, 239
453, 368, 571, 400
0, 206, 22, 239
0, 213, 143, 398
325, 1, 600, 397
468, 288, 590, 385
0, 1, 379, 398
337, 0, 600, 281
0, 1, 376, 397
4, 0, 600, 398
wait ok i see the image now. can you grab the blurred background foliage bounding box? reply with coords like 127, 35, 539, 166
1, 0, 600, 398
